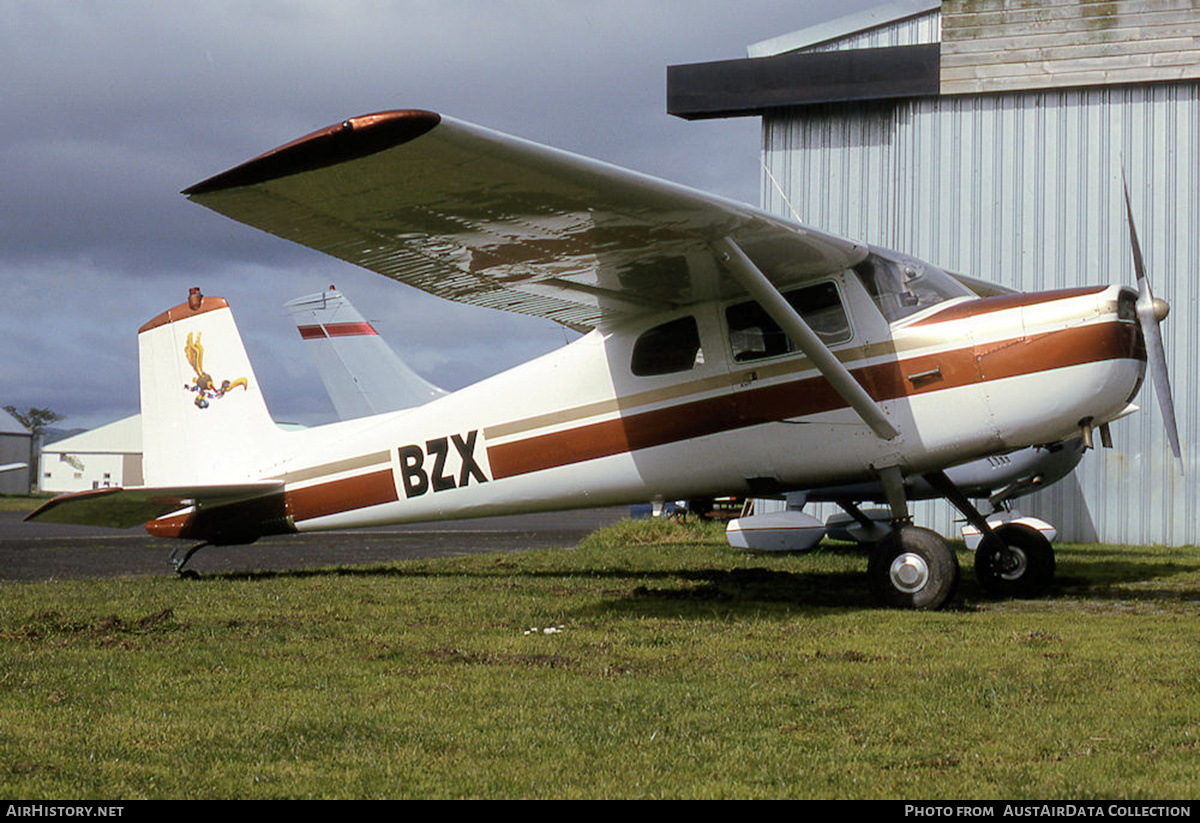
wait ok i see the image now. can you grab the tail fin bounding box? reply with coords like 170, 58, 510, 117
284, 286, 445, 420
139, 288, 282, 486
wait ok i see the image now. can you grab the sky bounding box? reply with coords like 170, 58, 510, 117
0, 0, 883, 431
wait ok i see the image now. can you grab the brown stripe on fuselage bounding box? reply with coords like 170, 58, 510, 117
910, 287, 1106, 327
147, 467, 399, 539
486, 320, 1141, 480
285, 468, 398, 523
481, 293, 1107, 445
484, 338, 919, 443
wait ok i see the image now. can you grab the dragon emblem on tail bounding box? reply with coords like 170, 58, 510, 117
183, 331, 248, 409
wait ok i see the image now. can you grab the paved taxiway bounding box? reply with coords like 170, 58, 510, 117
0, 508, 627, 581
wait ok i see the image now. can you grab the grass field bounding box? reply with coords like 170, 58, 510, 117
0, 494, 50, 512
2, 516, 1199, 799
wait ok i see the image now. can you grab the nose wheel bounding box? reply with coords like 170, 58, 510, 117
973, 523, 1055, 598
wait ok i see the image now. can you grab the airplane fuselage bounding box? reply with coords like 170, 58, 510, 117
147, 274, 1144, 542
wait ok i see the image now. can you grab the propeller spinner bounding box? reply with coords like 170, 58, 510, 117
1123, 178, 1184, 473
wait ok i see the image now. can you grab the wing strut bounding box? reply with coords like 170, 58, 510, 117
714, 237, 900, 441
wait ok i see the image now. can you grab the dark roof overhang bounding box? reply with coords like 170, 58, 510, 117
667, 43, 940, 120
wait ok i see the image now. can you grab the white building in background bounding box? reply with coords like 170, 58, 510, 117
669, 0, 1200, 545
39, 415, 142, 493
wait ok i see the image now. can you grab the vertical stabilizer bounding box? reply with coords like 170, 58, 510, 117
139, 288, 282, 486
284, 286, 446, 419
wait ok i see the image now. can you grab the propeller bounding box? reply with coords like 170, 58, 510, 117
1122, 176, 1184, 473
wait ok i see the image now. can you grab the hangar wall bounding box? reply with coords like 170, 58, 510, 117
764, 6, 1199, 546
763, 79, 1200, 546
674, 1, 1200, 545
0, 423, 32, 494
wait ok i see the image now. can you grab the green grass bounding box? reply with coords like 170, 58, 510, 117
2, 518, 1200, 799
0, 494, 50, 512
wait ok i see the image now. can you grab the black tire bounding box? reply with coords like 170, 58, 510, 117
868, 526, 959, 610
973, 523, 1055, 598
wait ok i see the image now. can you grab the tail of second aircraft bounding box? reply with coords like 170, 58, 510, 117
138, 287, 283, 487
283, 286, 446, 419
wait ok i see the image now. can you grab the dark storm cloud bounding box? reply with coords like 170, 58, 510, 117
0, 0, 877, 430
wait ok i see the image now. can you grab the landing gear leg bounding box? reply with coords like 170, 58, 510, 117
169, 542, 208, 579
922, 469, 1055, 598
867, 466, 959, 610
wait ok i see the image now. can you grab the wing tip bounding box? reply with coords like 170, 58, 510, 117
24, 487, 122, 524
182, 109, 442, 196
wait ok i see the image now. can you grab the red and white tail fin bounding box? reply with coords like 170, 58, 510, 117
138, 288, 282, 486
284, 286, 445, 419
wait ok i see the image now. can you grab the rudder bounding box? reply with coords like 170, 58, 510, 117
139, 288, 281, 486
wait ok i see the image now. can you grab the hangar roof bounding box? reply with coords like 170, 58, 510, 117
42, 414, 142, 455
668, 0, 1200, 120
747, 0, 939, 58
0, 409, 30, 436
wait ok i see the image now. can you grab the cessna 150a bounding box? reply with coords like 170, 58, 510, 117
28, 109, 1180, 610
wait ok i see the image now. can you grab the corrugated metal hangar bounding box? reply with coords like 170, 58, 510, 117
0, 410, 32, 495
669, 0, 1200, 545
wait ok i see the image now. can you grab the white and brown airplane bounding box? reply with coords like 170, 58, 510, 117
287, 286, 1083, 556
27, 110, 1180, 609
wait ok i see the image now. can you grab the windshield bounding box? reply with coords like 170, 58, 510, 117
852, 248, 974, 323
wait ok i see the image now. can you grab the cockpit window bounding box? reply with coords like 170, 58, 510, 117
853, 249, 974, 323
726, 281, 850, 362
631, 315, 702, 376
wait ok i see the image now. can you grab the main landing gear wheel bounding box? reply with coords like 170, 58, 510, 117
974, 523, 1055, 598
868, 526, 959, 610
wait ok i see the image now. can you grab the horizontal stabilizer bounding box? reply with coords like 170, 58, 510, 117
25, 482, 284, 530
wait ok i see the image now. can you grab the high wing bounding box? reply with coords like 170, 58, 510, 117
183, 110, 867, 330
